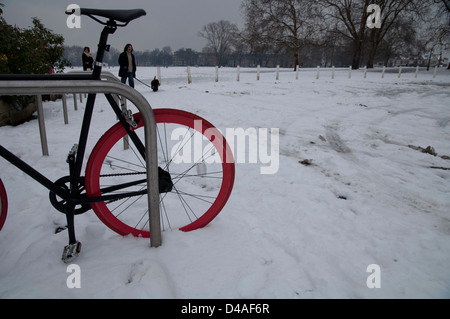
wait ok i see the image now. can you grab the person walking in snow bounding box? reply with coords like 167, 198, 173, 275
118, 43, 137, 88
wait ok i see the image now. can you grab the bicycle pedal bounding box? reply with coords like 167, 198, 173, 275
123, 109, 138, 128
62, 241, 82, 264
66, 144, 78, 163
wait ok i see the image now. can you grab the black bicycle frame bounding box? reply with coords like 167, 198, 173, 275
0, 19, 147, 243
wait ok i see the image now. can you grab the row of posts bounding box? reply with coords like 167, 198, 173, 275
36, 63, 439, 155
35, 93, 84, 156
185, 65, 440, 83
36, 92, 125, 156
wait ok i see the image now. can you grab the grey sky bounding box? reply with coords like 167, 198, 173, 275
2, 0, 244, 52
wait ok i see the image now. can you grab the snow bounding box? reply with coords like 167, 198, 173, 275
0, 66, 449, 299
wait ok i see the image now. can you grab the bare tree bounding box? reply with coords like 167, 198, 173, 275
432, 0, 450, 68
422, 0, 450, 69
242, 0, 321, 70
198, 20, 239, 67
318, 0, 372, 70
365, 0, 428, 68
375, 15, 422, 66
435, 0, 450, 12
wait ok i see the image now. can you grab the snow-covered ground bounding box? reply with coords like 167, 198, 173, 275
0, 66, 449, 299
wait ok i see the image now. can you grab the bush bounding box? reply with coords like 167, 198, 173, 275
0, 4, 71, 125
0, 8, 70, 74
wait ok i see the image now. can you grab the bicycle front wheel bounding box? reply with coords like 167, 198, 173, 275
0, 178, 7, 231
85, 109, 235, 237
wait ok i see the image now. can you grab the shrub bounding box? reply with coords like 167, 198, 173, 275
0, 4, 71, 125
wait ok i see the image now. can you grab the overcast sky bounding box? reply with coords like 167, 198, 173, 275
2, 0, 244, 52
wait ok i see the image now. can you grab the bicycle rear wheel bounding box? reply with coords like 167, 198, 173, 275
0, 178, 7, 231
85, 109, 235, 237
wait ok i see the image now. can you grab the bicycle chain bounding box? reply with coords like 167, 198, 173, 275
98, 171, 148, 204
99, 171, 146, 178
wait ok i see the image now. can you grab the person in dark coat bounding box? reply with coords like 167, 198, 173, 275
82, 47, 94, 71
118, 43, 136, 88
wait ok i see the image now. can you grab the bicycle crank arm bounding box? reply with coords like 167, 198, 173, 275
82, 189, 149, 204
99, 178, 147, 194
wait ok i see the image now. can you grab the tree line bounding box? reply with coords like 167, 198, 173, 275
65, 0, 449, 70
226, 0, 449, 70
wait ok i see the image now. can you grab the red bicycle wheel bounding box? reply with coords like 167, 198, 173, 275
0, 178, 8, 231
85, 109, 235, 237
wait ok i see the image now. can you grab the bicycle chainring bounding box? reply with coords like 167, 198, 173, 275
49, 176, 91, 215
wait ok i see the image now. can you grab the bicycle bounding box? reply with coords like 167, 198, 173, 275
0, 8, 235, 263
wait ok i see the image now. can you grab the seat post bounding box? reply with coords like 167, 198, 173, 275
93, 20, 117, 80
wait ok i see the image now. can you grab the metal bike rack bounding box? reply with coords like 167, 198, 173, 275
0, 79, 162, 248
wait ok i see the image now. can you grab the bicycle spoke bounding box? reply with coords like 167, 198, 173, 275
172, 185, 198, 223
105, 155, 145, 170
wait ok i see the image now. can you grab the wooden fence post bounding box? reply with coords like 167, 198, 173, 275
157, 66, 162, 85
36, 95, 49, 156
73, 93, 78, 111
62, 94, 69, 124
187, 66, 192, 84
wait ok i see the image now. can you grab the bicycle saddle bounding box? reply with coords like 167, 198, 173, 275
66, 8, 146, 25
